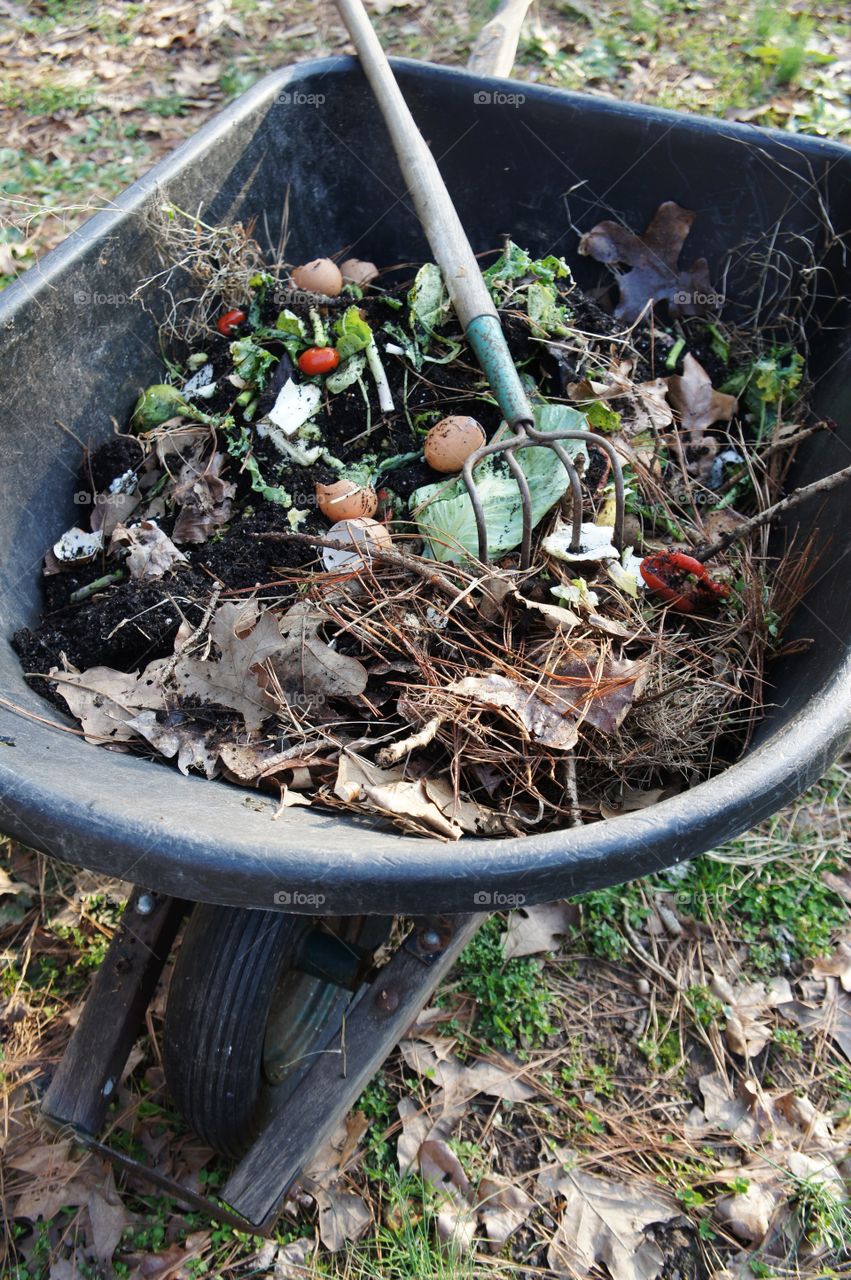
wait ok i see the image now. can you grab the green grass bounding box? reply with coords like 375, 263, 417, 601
575, 773, 848, 971
439, 916, 557, 1053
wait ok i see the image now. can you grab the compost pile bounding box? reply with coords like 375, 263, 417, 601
15, 202, 823, 839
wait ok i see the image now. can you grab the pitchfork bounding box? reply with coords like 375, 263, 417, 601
335, 0, 625, 569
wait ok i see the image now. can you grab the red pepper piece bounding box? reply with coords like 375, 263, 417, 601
297, 346, 340, 376
640, 550, 729, 614
216, 308, 247, 336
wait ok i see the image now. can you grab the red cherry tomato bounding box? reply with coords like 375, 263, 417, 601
217, 308, 246, 336
640, 550, 729, 614
298, 346, 341, 376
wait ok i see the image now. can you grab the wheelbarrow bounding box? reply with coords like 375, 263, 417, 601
1, 51, 850, 1234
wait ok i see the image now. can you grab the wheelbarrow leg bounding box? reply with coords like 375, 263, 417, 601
222, 913, 484, 1231
42, 888, 184, 1133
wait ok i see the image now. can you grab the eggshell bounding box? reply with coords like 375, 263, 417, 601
316, 479, 378, 522
290, 257, 343, 297
423, 416, 486, 473
322, 517, 392, 572
340, 258, 379, 287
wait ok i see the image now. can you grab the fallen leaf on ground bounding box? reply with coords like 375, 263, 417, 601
501, 901, 578, 958
537, 1156, 680, 1280
476, 1178, 534, 1250
685, 1071, 766, 1142
399, 1038, 536, 1106
711, 973, 793, 1058
778, 981, 851, 1061
419, 1139, 476, 1249
272, 1237, 317, 1278
396, 1094, 463, 1175
314, 1187, 371, 1252
715, 1182, 779, 1244
578, 201, 716, 323
808, 939, 851, 992
86, 1167, 132, 1266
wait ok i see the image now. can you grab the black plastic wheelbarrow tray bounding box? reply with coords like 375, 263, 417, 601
1, 58, 850, 1231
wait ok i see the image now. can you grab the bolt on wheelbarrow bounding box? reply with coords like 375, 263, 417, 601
1, 4, 850, 1236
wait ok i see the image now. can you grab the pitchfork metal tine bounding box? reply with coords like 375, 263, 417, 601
461, 425, 626, 571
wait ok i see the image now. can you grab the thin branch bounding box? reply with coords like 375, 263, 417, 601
695, 463, 851, 563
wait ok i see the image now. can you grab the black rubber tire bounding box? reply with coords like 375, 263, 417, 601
163, 905, 364, 1159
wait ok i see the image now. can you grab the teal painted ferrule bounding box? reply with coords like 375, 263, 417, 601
466, 313, 534, 427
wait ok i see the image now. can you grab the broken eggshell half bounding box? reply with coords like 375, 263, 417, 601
316, 479, 378, 522
53, 527, 105, 566
290, 257, 343, 297
322, 517, 392, 572
340, 258, 379, 288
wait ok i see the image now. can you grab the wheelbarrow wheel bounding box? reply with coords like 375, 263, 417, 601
162, 905, 374, 1159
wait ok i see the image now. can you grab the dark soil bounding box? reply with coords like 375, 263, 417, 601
15, 272, 599, 693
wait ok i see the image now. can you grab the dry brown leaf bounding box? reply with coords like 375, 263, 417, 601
171, 450, 235, 544
314, 1187, 371, 1252
501, 901, 578, 959
666, 354, 739, 433
396, 1094, 463, 1176
549, 654, 648, 735
538, 1158, 680, 1280
125, 709, 220, 777
422, 777, 507, 836
822, 869, 851, 903
172, 602, 284, 731
334, 753, 463, 839
52, 664, 166, 745
272, 600, 368, 706
779, 982, 851, 1061
476, 1178, 534, 1250
711, 973, 793, 1058
272, 1238, 317, 1279
715, 1182, 779, 1244
419, 1138, 470, 1201
578, 201, 716, 323
808, 940, 851, 992
86, 1167, 132, 1266
447, 673, 579, 750
110, 520, 187, 579
685, 1072, 766, 1142
568, 357, 673, 432
399, 1039, 536, 1105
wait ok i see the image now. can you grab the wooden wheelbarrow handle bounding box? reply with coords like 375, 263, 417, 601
334, 0, 534, 428
467, 0, 534, 78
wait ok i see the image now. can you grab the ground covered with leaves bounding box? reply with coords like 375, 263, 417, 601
1, 0, 849, 285
2, 770, 850, 1278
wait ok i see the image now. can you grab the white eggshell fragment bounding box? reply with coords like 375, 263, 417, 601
322, 517, 392, 572
53, 527, 104, 564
